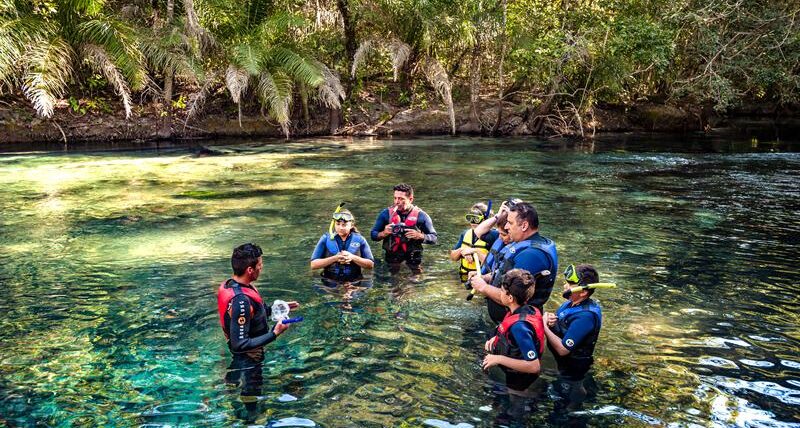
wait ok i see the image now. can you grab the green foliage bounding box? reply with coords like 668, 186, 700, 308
1, 0, 797, 129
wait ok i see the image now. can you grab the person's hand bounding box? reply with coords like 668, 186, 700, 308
338, 251, 353, 264
482, 354, 502, 370
287, 301, 300, 310
383, 224, 394, 235
470, 274, 488, 294
467, 271, 478, 280
273, 320, 290, 336
484, 337, 496, 352
405, 229, 424, 240
544, 312, 556, 327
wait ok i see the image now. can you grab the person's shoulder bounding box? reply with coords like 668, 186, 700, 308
510, 318, 535, 334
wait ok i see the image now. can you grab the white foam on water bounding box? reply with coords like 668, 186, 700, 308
739, 359, 775, 368
699, 356, 740, 369
780, 360, 800, 369
422, 419, 475, 428
268, 417, 317, 427
571, 405, 661, 425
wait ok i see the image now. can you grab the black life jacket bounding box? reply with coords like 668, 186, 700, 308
382, 205, 422, 254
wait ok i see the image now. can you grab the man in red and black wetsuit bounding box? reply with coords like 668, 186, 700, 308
370, 183, 438, 274
217, 243, 298, 421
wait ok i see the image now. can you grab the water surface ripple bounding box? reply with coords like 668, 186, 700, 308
0, 137, 798, 427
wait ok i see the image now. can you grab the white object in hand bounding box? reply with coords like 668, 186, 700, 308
271, 299, 290, 322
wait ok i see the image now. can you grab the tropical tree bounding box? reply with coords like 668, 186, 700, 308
0, 0, 148, 118
186, 0, 344, 137
350, 0, 465, 134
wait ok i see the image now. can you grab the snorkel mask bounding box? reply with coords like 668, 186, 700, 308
562, 264, 617, 298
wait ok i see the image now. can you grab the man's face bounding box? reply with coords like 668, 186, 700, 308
504, 211, 528, 242
248, 256, 264, 281
393, 190, 413, 211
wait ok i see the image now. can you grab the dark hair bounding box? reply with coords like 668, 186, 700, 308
393, 183, 414, 197
500, 269, 536, 305
509, 202, 539, 229
231, 243, 263, 276
496, 216, 508, 233
575, 264, 599, 296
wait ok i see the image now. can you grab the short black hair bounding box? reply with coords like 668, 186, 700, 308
231, 243, 262, 276
575, 264, 599, 296
500, 269, 536, 305
509, 202, 539, 229
393, 183, 414, 197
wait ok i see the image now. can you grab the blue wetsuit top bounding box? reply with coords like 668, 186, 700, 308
451, 229, 499, 250
370, 207, 438, 244
509, 321, 541, 361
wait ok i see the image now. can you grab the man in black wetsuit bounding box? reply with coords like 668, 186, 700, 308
216, 243, 299, 421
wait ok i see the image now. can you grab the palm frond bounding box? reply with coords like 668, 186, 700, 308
267, 46, 324, 87
22, 37, 74, 118
78, 18, 146, 90
82, 44, 133, 118
0, 15, 51, 87
184, 72, 217, 129
388, 39, 411, 81
423, 57, 455, 134
138, 26, 200, 84
351, 39, 375, 78
256, 71, 293, 138
315, 62, 344, 109
232, 43, 263, 75
257, 12, 307, 41
225, 65, 249, 104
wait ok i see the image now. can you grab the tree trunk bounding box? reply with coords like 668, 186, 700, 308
469, 42, 482, 131
492, 0, 507, 135
336, 0, 357, 88
163, 0, 174, 108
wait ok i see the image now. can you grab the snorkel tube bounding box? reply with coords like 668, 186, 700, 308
328, 202, 347, 239
562, 282, 617, 298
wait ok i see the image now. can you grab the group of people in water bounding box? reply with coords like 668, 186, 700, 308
216, 183, 611, 421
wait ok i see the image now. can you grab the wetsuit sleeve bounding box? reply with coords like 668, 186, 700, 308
512, 248, 551, 276
370, 209, 390, 241
510, 322, 541, 361
310, 234, 328, 260
452, 230, 467, 251
227, 294, 277, 353
358, 235, 374, 261
417, 211, 438, 245
561, 312, 598, 352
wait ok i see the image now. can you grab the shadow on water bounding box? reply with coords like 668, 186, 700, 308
1, 136, 799, 426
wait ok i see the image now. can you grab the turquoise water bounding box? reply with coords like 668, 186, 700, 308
0, 137, 798, 427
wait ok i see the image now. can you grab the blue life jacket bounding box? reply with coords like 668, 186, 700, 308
555, 299, 602, 359
482, 239, 506, 275
491, 235, 558, 307
323, 233, 367, 280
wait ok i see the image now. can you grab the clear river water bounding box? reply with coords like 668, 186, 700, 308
0, 136, 798, 427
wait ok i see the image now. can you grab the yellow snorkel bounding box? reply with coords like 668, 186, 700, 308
328, 202, 346, 239
566, 282, 617, 294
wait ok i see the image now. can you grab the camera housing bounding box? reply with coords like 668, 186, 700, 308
391, 224, 409, 236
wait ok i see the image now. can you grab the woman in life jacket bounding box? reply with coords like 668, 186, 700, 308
450, 202, 498, 284
310, 209, 374, 281
482, 269, 545, 392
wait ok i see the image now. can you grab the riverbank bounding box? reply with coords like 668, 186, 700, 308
1, 93, 797, 145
